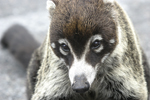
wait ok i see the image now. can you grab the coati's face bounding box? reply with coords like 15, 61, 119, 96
49, 0, 118, 93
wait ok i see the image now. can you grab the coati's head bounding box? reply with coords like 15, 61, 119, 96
48, 0, 118, 93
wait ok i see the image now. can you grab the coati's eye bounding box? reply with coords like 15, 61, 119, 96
91, 40, 101, 49
60, 43, 70, 52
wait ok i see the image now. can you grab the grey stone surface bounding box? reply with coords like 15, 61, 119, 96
0, 0, 46, 17
0, 0, 149, 100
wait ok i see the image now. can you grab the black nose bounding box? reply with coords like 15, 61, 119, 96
72, 75, 90, 93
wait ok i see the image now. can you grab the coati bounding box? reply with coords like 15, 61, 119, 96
1, 0, 150, 100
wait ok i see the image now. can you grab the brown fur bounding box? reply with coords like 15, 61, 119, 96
50, 0, 118, 59
51, 0, 117, 41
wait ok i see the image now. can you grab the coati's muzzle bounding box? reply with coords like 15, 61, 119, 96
72, 75, 90, 93
69, 59, 97, 94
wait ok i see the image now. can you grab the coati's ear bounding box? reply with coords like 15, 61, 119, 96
51, 0, 59, 5
47, 0, 58, 16
103, 0, 115, 3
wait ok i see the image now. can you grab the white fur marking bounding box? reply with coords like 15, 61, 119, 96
46, 0, 56, 10
44, 29, 51, 58
58, 39, 67, 44
68, 35, 103, 86
51, 43, 56, 48
95, 45, 104, 53
59, 47, 68, 56
109, 39, 115, 44
92, 34, 103, 42
69, 57, 96, 85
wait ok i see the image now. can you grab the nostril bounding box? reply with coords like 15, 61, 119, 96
85, 81, 89, 85
72, 81, 90, 93
72, 75, 90, 93
85, 81, 90, 88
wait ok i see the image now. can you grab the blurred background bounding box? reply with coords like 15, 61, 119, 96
0, 0, 149, 100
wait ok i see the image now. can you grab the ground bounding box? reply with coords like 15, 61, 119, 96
0, 0, 149, 100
